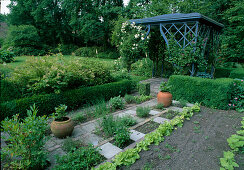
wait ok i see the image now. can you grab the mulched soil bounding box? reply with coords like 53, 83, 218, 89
160, 110, 179, 119
120, 106, 244, 170
135, 121, 160, 134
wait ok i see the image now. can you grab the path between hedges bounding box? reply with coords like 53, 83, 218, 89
0, 78, 169, 169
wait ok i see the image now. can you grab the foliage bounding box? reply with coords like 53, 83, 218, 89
228, 80, 244, 112
229, 68, 244, 79
134, 95, 152, 104
74, 47, 97, 57
7, 56, 113, 94
109, 96, 125, 110
4, 25, 44, 56
159, 81, 171, 92
138, 82, 150, 96
165, 36, 207, 75
227, 133, 244, 152
53, 104, 67, 120
62, 137, 83, 153
112, 18, 148, 71
179, 99, 187, 107
1, 105, 48, 169
214, 67, 235, 78
124, 94, 136, 104
0, 79, 22, 103
136, 106, 150, 118
111, 69, 131, 81
131, 58, 153, 77
155, 103, 165, 110
168, 75, 235, 110
0, 79, 133, 121
119, 115, 137, 127
114, 126, 131, 148
54, 144, 103, 170
97, 51, 120, 59
57, 44, 78, 55
220, 151, 239, 170
0, 49, 15, 63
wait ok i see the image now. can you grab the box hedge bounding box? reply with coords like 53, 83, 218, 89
168, 75, 235, 110
229, 68, 244, 79
0, 80, 133, 121
138, 82, 150, 96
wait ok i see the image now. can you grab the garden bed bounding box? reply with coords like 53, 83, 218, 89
160, 109, 180, 119
134, 121, 160, 134
119, 106, 243, 170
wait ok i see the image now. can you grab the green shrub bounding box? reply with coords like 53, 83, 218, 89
58, 44, 78, 55
136, 106, 150, 118
138, 82, 150, 96
109, 96, 125, 110
99, 115, 118, 137
168, 75, 235, 109
228, 80, 244, 112
1, 105, 48, 169
214, 67, 235, 78
0, 79, 22, 103
114, 126, 131, 148
8, 56, 114, 94
0, 49, 15, 63
0, 80, 133, 121
124, 94, 136, 104
62, 137, 83, 153
54, 144, 103, 170
74, 47, 97, 57
119, 115, 137, 127
134, 95, 152, 104
97, 51, 120, 59
229, 68, 244, 79
4, 25, 44, 56
155, 103, 165, 110
111, 69, 131, 81
131, 58, 153, 77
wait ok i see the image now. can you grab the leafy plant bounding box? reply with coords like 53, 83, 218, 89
99, 115, 117, 137
179, 99, 188, 107
138, 82, 150, 96
228, 80, 244, 112
109, 96, 125, 110
124, 94, 136, 104
159, 81, 171, 92
136, 106, 150, 118
155, 103, 165, 110
72, 112, 86, 122
0, 49, 15, 63
1, 105, 49, 169
119, 116, 137, 127
55, 144, 103, 170
62, 137, 83, 153
220, 151, 239, 170
113, 148, 140, 166
227, 133, 244, 152
134, 95, 152, 104
114, 126, 131, 148
53, 104, 67, 120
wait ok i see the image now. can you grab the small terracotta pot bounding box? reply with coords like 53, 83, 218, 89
51, 117, 74, 138
157, 91, 172, 107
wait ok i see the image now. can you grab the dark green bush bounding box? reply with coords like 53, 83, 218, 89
214, 67, 235, 78
229, 68, 244, 79
97, 51, 120, 59
0, 49, 15, 63
0, 79, 22, 103
138, 82, 150, 96
58, 44, 78, 55
168, 75, 235, 109
0, 80, 133, 120
74, 47, 97, 57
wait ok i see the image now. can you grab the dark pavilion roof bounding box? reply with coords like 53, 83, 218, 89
130, 13, 224, 30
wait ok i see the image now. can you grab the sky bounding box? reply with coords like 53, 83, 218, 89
0, 0, 130, 14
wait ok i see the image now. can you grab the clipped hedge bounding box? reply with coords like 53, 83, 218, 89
0, 79, 22, 103
0, 80, 133, 121
168, 75, 234, 109
229, 68, 244, 79
214, 67, 235, 78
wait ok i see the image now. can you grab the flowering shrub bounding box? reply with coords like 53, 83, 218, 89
228, 79, 244, 112
112, 18, 149, 71
7, 55, 113, 94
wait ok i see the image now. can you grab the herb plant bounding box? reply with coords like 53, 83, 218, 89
114, 126, 131, 148
136, 106, 150, 118
159, 82, 171, 92
109, 96, 125, 110
53, 104, 67, 120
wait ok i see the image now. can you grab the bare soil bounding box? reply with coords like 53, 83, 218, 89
135, 121, 160, 134
120, 106, 244, 170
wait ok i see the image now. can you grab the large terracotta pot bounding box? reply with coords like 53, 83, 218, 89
51, 117, 74, 138
157, 91, 172, 107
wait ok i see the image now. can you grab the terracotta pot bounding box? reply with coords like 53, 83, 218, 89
51, 117, 74, 138
157, 91, 172, 107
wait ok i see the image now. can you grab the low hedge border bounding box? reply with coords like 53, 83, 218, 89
95, 104, 201, 169
0, 80, 133, 121
229, 68, 244, 79
168, 75, 235, 110
219, 117, 244, 170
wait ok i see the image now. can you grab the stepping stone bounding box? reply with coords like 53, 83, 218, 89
153, 117, 170, 124
123, 110, 137, 116
82, 134, 103, 146
72, 125, 89, 137
186, 103, 194, 107
130, 130, 145, 141
99, 142, 122, 159
170, 106, 183, 113
82, 122, 98, 133
149, 110, 160, 116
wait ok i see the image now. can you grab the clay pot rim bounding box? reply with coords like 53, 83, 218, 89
53, 116, 72, 124
158, 91, 171, 94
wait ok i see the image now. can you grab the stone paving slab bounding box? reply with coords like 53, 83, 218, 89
186, 103, 194, 107
47, 148, 66, 169
153, 117, 170, 124
82, 122, 98, 133
99, 142, 122, 159
149, 110, 161, 116
169, 106, 183, 113
123, 110, 137, 116
72, 125, 89, 138
130, 130, 145, 141
82, 133, 103, 146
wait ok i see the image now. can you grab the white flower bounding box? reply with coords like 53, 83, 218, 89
134, 34, 139, 38
141, 37, 145, 40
